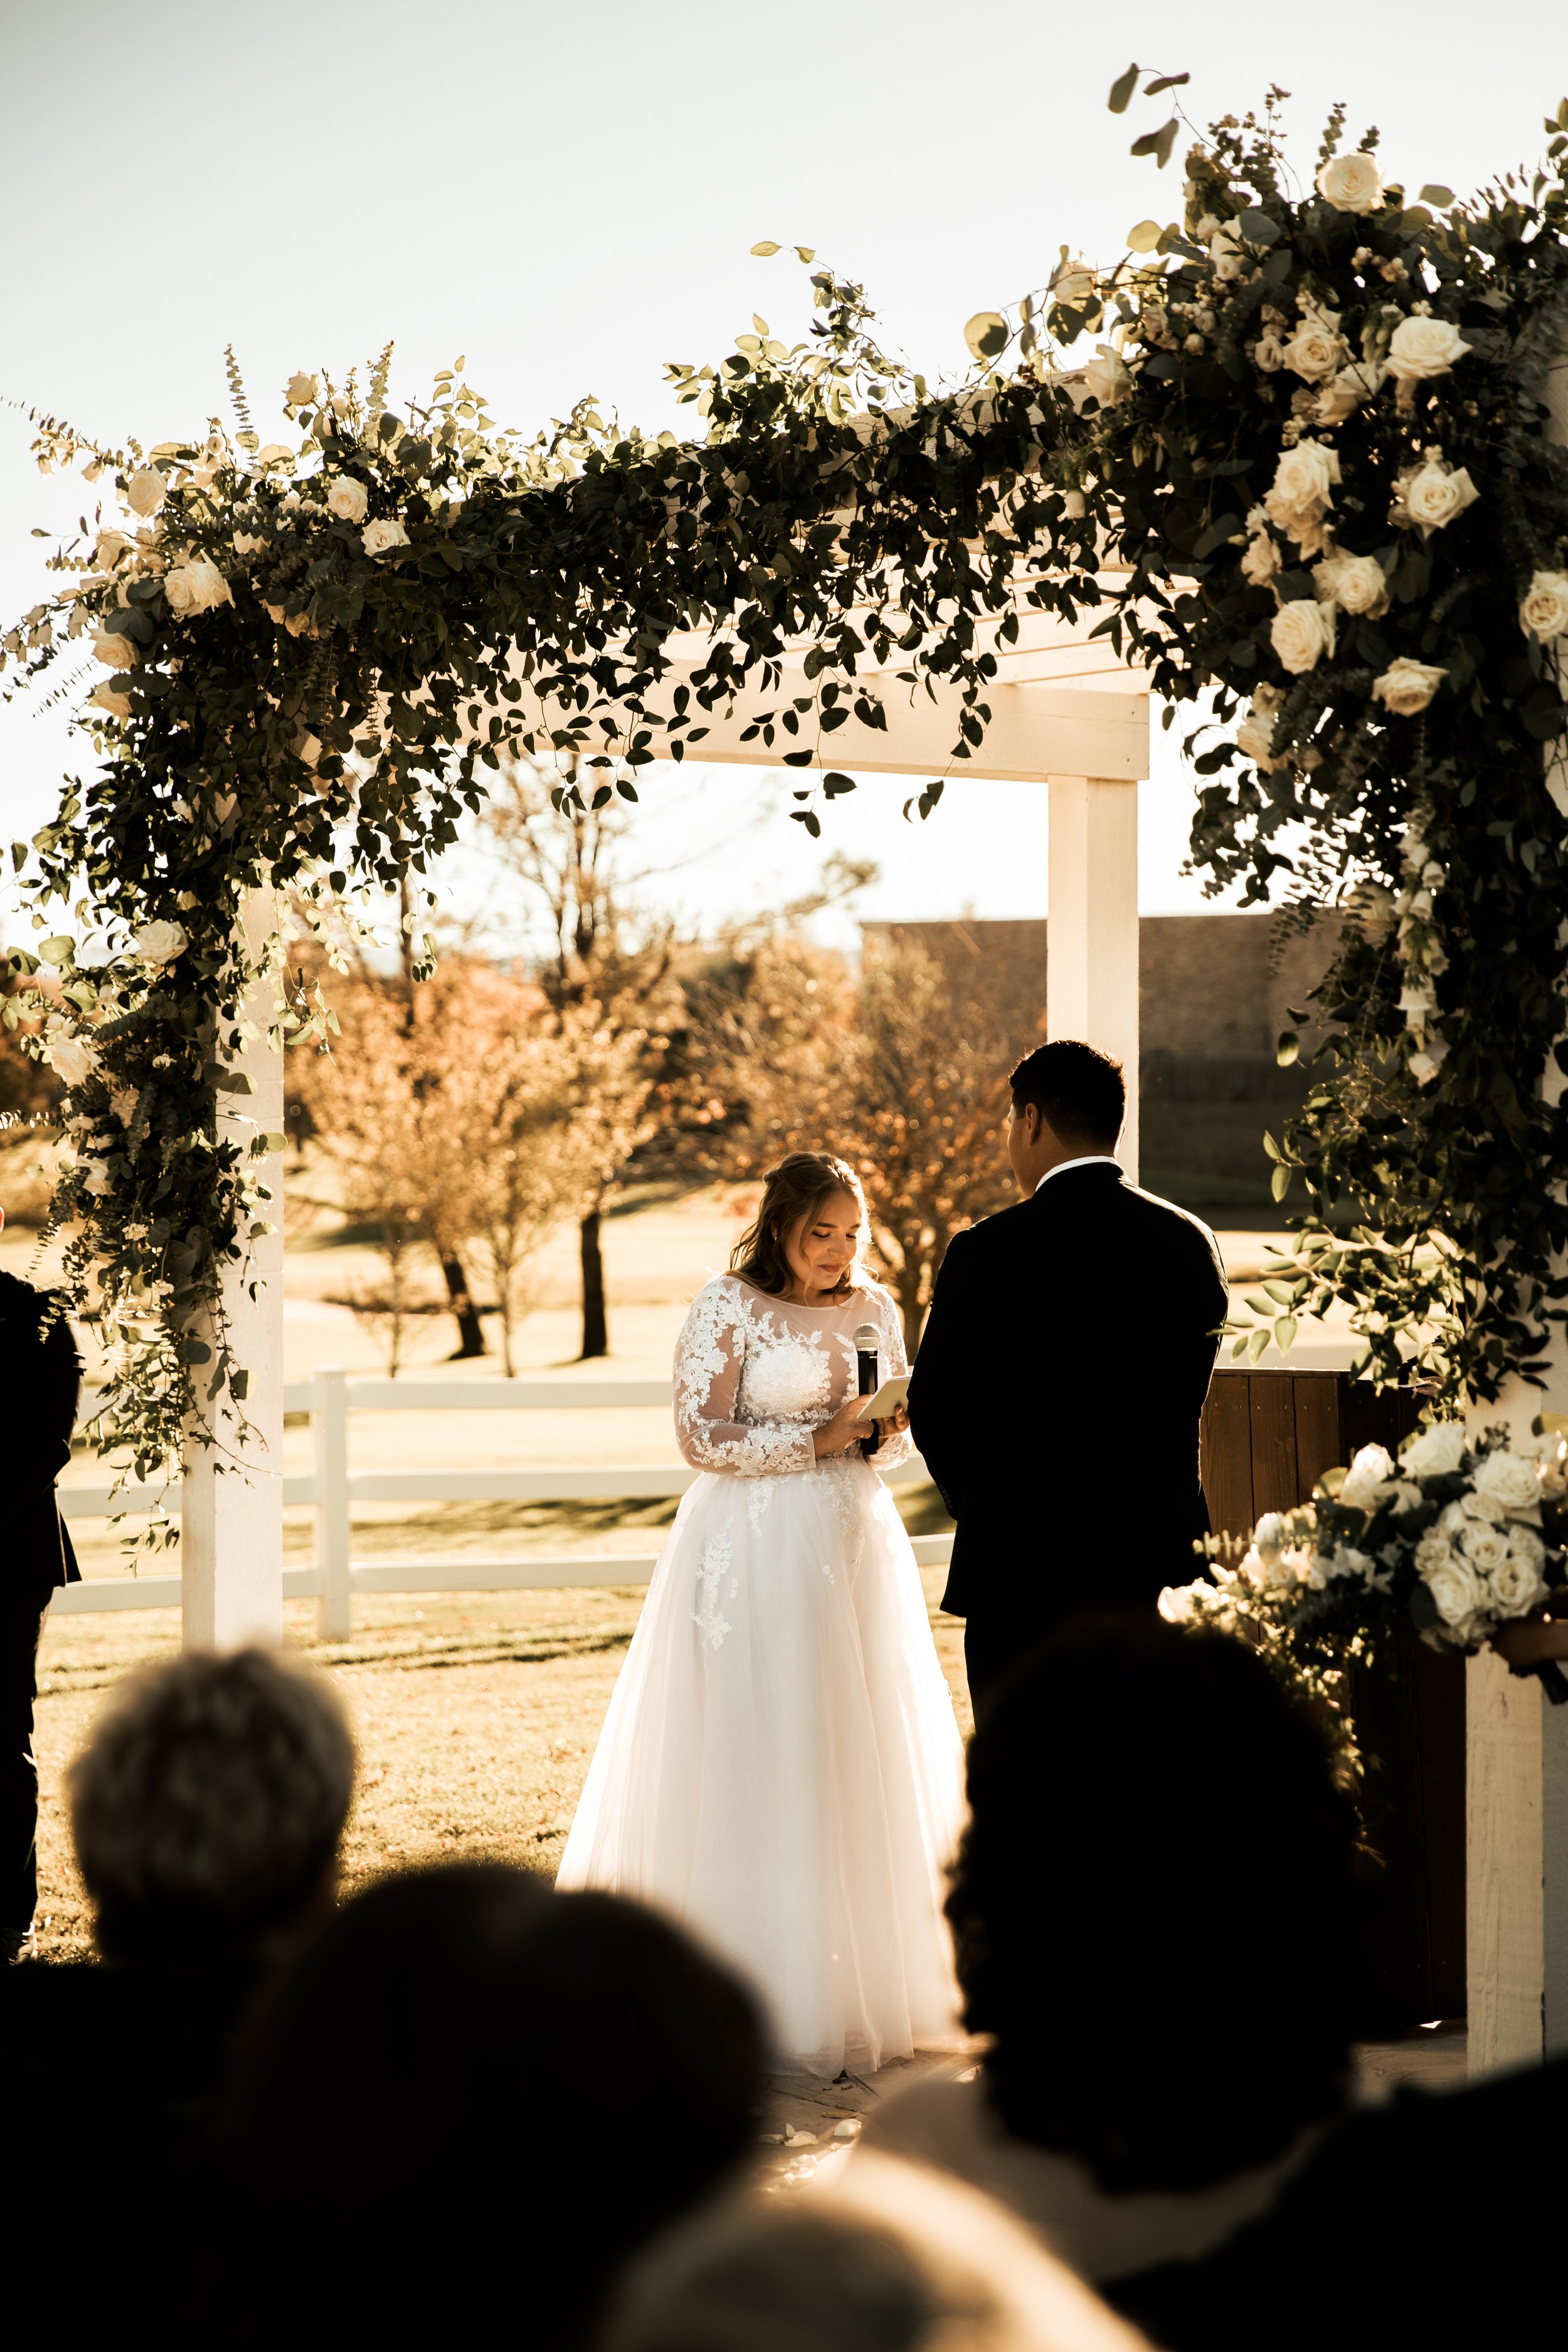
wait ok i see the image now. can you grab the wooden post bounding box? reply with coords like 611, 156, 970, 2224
1047, 773, 1140, 1181
1465, 346, 1568, 2070
180, 890, 285, 1650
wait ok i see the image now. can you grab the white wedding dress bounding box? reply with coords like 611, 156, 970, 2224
557, 1274, 966, 2077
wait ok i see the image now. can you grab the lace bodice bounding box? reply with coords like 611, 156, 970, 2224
674, 1275, 912, 1478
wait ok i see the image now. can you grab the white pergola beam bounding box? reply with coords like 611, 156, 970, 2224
631, 673, 1147, 787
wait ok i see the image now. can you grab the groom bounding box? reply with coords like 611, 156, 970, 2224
908, 1039, 1229, 1710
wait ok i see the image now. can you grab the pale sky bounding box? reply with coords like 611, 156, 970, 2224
3, 0, 1562, 946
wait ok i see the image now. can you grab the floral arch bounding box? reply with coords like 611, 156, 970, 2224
5, 83, 1568, 1508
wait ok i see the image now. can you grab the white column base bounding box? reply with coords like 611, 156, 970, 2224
1464, 1651, 1568, 2069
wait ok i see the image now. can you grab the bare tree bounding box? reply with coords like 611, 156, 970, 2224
292, 974, 448, 1376
479, 755, 672, 1358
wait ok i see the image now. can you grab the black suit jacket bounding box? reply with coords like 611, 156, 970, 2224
0, 1267, 83, 1599
907, 1164, 1227, 1629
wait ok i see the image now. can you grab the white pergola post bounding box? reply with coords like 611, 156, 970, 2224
180, 889, 285, 1650
1046, 775, 1140, 1182
1465, 348, 1568, 2072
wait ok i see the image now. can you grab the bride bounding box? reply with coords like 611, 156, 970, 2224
558, 1151, 966, 2078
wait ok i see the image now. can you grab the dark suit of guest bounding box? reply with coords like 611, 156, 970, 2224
908, 1161, 1228, 1710
0, 1268, 83, 1947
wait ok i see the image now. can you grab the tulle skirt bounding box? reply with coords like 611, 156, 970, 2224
556, 1454, 967, 2077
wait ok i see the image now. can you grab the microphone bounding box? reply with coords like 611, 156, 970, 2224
854, 1322, 880, 1457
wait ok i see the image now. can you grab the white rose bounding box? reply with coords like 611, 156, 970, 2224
1271, 598, 1337, 674
287, 371, 322, 407
1253, 334, 1286, 374
1239, 528, 1281, 588
1423, 1552, 1483, 1629
92, 627, 139, 669
1209, 228, 1248, 283
1414, 1528, 1457, 1579
132, 919, 189, 968
362, 517, 411, 558
255, 443, 295, 469
163, 558, 233, 618
1384, 315, 1471, 384
1470, 1449, 1543, 1518
1459, 1521, 1511, 1574
1340, 1444, 1396, 1511
125, 466, 167, 517
1157, 1582, 1200, 1624
1404, 457, 1480, 535
1402, 1421, 1470, 1478
1315, 152, 1385, 215
1488, 1545, 1548, 1619
90, 679, 133, 720
1328, 1542, 1375, 1581
1520, 570, 1568, 644
43, 1034, 100, 1088
80, 1162, 115, 1199
1315, 364, 1384, 426
1264, 438, 1340, 549
94, 529, 131, 571
1281, 319, 1343, 383
1372, 658, 1447, 717
1084, 345, 1133, 408
1317, 551, 1389, 618
1253, 1512, 1289, 1555
326, 475, 369, 524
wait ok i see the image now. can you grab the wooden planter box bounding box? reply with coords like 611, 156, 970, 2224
1200, 1368, 1466, 2027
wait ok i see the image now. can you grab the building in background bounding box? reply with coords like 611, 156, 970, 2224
861, 914, 1342, 1224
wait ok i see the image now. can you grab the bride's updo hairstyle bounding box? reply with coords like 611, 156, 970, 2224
730, 1152, 867, 1299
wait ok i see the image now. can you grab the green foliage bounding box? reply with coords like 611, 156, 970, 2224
5, 83, 1568, 1489
1085, 105, 1568, 1407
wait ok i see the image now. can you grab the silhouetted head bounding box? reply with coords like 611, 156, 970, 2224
1009, 1041, 1126, 1152
946, 1615, 1363, 2193
216, 1863, 766, 2348
603, 2151, 1150, 2352
67, 1646, 354, 1968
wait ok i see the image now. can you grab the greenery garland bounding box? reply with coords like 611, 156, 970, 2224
4, 78, 1568, 1502
1076, 85, 1568, 1409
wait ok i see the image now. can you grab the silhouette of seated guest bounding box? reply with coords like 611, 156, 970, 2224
862, 1616, 1366, 2284
1107, 2049, 1568, 2350
203, 1862, 766, 2351
602, 2148, 1155, 2352
0, 1646, 355, 2332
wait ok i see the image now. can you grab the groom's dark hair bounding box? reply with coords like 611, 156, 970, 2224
1009, 1039, 1125, 1148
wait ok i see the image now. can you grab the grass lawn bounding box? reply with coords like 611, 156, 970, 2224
33, 1562, 972, 1963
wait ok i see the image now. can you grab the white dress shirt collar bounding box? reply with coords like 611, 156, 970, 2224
1034, 1155, 1122, 1193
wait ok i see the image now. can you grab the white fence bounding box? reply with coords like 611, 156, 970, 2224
52, 1367, 952, 1636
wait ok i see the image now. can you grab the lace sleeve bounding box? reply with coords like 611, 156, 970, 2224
674, 1282, 817, 1478
865, 1288, 914, 1470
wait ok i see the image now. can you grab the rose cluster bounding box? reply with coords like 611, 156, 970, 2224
1162, 1421, 1565, 1661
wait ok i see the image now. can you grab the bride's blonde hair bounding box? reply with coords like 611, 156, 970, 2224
729, 1152, 867, 1299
